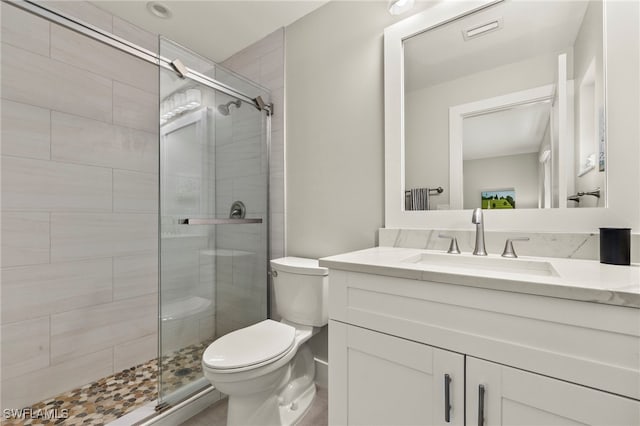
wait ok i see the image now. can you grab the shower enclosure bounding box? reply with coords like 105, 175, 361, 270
0, 0, 272, 420
158, 38, 271, 405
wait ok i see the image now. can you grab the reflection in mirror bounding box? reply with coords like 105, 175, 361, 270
463, 99, 552, 210
403, 0, 605, 211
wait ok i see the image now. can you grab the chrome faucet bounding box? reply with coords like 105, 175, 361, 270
471, 208, 487, 256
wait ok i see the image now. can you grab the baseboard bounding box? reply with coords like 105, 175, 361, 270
315, 357, 328, 388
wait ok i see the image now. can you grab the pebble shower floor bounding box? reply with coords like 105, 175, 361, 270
2, 343, 209, 426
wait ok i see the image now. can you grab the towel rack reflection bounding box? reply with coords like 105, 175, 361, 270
179, 218, 263, 225
567, 188, 600, 202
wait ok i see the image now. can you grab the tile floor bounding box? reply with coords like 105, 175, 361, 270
160, 342, 210, 396
1, 343, 327, 426
2, 343, 209, 426
1, 361, 157, 426
180, 386, 328, 426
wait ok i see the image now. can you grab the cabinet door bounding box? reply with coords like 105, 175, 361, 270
466, 357, 640, 426
329, 320, 464, 426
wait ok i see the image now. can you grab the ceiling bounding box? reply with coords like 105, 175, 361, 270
91, 1, 327, 63
404, 0, 591, 91
463, 101, 551, 161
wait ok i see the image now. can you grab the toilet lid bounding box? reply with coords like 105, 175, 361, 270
203, 320, 296, 370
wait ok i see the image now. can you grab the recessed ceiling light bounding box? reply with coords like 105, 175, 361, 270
147, 1, 172, 19
463, 19, 502, 41
388, 0, 415, 16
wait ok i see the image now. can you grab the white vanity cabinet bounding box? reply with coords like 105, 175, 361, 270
465, 357, 640, 426
331, 321, 465, 426
326, 267, 640, 426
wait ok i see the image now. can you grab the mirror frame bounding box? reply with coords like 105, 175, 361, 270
384, 0, 640, 233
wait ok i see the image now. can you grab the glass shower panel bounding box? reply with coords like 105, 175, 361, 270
159, 37, 270, 405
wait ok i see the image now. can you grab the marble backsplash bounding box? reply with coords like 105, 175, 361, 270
379, 228, 640, 263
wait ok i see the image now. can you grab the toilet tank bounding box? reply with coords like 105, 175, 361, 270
270, 257, 328, 327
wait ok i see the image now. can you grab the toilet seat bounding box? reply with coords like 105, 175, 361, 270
203, 320, 296, 372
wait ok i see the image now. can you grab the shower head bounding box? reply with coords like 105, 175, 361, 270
217, 99, 242, 116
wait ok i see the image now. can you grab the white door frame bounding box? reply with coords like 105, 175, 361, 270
448, 84, 555, 210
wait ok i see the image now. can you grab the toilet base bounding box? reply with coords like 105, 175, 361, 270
279, 382, 316, 426
223, 344, 317, 426
225, 377, 316, 426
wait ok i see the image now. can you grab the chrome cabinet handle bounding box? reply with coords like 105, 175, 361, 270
444, 374, 452, 423
501, 237, 529, 258
438, 234, 461, 254
478, 384, 485, 426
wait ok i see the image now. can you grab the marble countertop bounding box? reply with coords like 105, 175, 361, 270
319, 247, 640, 308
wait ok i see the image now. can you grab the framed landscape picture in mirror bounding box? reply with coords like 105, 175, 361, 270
481, 189, 516, 210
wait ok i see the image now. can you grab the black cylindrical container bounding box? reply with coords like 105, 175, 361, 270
599, 228, 631, 265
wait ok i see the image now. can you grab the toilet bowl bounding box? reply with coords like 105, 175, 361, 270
202, 257, 328, 426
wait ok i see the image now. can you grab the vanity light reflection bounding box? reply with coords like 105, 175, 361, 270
160, 88, 202, 125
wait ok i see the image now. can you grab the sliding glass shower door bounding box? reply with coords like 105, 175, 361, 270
158, 38, 270, 404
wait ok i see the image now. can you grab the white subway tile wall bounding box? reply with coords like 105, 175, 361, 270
112, 16, 158, 54
0, 2, 158, 410
46, 1, 114, 32
1, 212, 50, 267
1, 259, 114, 323
2, 43, 114, 122
1, 156, 113, 211
1, 349, 115, 411
113, 253, 159, 300
1, 100, 51, 160
49, 295, 158, 364
1, 317, 51, 380
51, 111, 158, 173
113, 333, 158, 373
50, 24, 158, 94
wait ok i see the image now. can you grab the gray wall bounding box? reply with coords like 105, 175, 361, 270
285, 1, 430, 363
285, 2, 430, 260
1, 2, 158, 409
463, 153, 539, 210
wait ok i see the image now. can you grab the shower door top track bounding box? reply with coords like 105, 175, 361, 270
6, 0, 272, 115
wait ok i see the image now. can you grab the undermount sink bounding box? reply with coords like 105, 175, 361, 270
403, 252, 560, 277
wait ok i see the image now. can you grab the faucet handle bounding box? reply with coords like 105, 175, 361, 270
501, 237, 530, 258
438, 234, 461, 254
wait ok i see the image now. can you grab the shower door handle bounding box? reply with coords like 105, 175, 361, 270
179, 218, 263, 225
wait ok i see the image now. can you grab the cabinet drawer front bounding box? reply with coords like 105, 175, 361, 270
329, 321, 464, 426
467, 357, 640, 426
329, 270, 640, 400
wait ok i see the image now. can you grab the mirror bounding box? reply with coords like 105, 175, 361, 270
402, 0, 605, 211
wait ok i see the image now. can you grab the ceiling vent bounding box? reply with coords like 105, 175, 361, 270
462, 18, 502, 41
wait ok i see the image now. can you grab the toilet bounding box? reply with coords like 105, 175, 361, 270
202, 257, 328, 426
